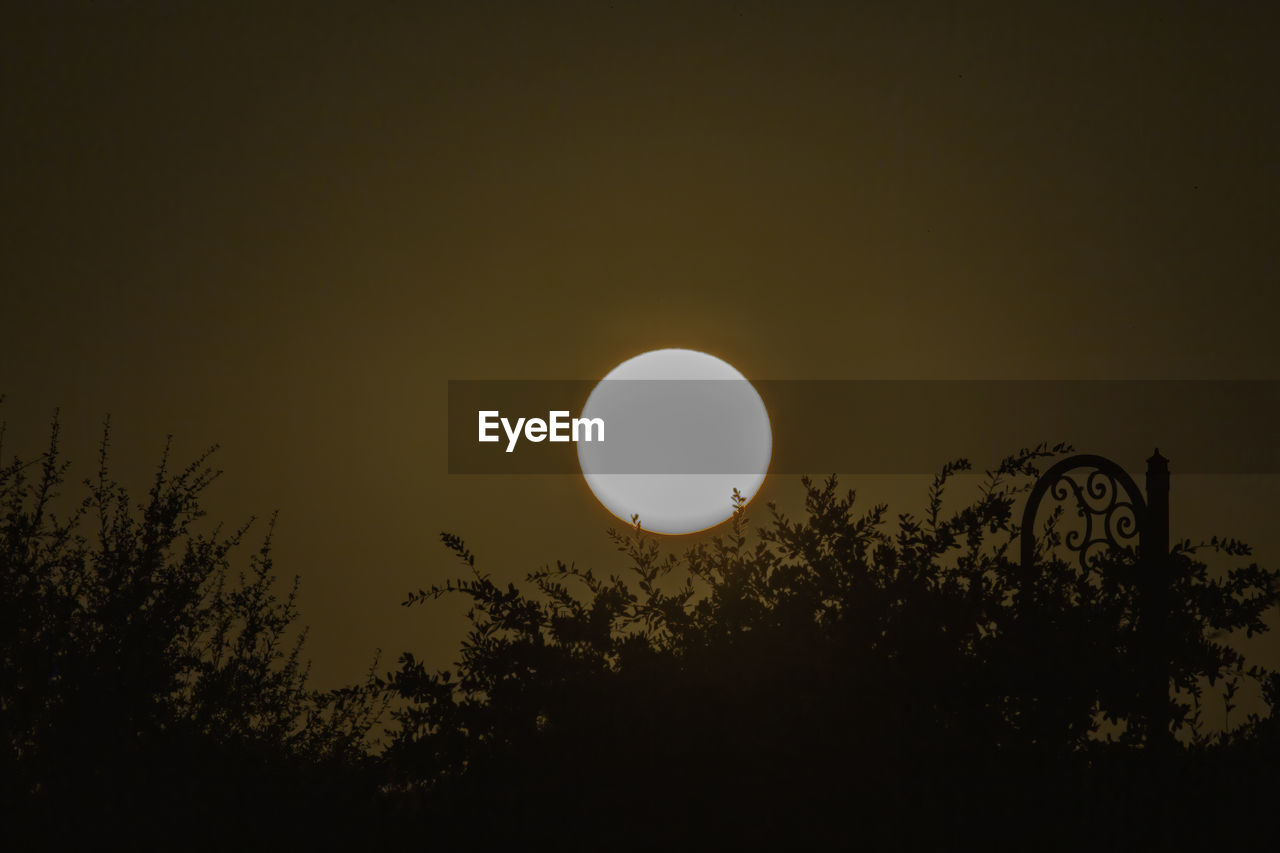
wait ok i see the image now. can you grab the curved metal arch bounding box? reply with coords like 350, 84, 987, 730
1020, 454, 1148, 572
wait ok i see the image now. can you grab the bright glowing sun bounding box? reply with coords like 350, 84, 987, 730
577, 349, 771, 535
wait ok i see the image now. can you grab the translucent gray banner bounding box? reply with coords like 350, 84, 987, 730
447, 380, 1279, 475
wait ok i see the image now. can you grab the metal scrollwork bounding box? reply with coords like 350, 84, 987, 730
1019, 449, 1173, 747
1048, 468, 1140, 569
1020, 454, 1148, 573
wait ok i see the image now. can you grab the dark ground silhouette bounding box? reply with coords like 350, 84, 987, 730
4, 418, 1279, 850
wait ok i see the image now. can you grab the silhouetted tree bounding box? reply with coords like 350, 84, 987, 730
0, 413, 386, 848
388, 444, 1280, 849
9, 406, 1276, 848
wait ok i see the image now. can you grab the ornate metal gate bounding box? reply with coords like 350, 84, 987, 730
1019, 449, 1172, 746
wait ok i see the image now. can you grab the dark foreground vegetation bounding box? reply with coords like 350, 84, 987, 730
3, 415, 1279, 850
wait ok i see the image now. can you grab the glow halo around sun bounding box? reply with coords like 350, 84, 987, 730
576, 349, 771, 535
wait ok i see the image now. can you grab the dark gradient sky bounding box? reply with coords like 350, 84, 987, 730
2, 2, 1277, 699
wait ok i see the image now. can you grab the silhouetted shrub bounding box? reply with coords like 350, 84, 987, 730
7, 407, 1277, 848
0, 413, 385, 847
388, 444, 1280, 848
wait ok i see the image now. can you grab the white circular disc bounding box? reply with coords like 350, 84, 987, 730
577, 349, 771, 534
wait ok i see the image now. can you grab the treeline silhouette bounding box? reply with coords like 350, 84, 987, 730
3, 415, 1279, 850
1, 418, 386, 849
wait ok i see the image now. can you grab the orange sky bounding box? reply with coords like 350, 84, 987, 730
2, 2, 1277, 696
